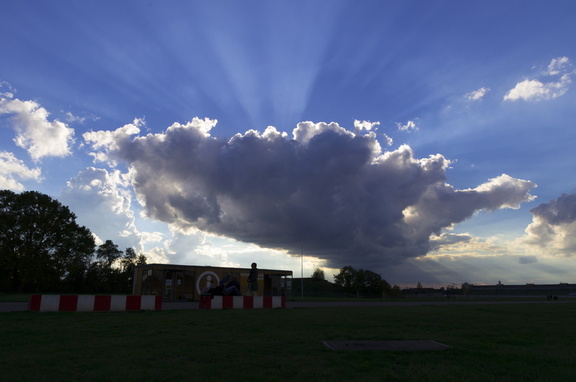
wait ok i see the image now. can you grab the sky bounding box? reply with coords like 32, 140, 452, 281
1, 0, 576, 288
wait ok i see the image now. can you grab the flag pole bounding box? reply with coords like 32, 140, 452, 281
301, 245, 304, 299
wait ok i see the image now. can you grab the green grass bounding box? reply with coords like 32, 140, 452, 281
2, 293, 573, 303
0, 293, 31, 302
289, 295, 565, 302
2, 303, 575, 381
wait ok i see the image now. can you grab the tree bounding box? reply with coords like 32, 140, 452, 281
120, 247, 147, 292
382, 279, 392, 298
0, 190, 95, 292
361, 269, 384, 297
311, 267, 325, 281
389, 284, 403, 298
86, 240, 124, 293
333, 266, 386, 298
333, 266, 357, 294
96, 240, 123, 267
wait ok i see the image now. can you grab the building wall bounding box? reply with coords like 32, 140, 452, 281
133, 264, 292, 301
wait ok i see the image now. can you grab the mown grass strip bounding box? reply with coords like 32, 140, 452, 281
1, 303, 575, 381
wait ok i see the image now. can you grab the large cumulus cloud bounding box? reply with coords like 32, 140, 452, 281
84, 118, 536, 269
522, 192, 576, 256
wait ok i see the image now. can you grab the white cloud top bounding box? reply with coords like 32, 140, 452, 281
546, 56, 571, 76
465, 87, 490, 101
83, 118, 143, 164
354, 120, 380, 131
396, 120, 419, 132
504, 56, 573, 102
0, 93, 75, 161
0, 151, 42, 191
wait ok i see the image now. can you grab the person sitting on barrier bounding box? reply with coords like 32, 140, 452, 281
219, 273, 231, 288
206, 274, 233, 296
224, 276, 241, 296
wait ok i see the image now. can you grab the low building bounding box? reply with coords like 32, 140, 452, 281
467, 283, 576, 296
132, 263, 292, 301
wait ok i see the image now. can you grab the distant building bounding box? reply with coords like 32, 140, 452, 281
402, 287, 442, 296
466, 283, 576, 296
400, 282, 576, 297
132, 264, 292, 301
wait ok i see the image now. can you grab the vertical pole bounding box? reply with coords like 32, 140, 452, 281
301, 245, 304, 299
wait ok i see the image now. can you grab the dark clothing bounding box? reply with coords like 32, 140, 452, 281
227, 279, 240, 290
219, 275, 231, 288
248, 268, 258, 291
210, 285, 224, 296
224, 279, 241, 296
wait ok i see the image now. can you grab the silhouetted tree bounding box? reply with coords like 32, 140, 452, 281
334, 266, 387, 298
311, 267, 325, 281
86, 240, 124, 293
120, 247, 147, 292
382, 279, 392, 298
361, 269, 383, 297
333, 266, 357, 295
389, 284, 403, 298
0, 190, 95, 292
96, 240, 123, 267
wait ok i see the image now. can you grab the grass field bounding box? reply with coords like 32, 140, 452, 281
0, 293, 31, 302
2, 293, 567, 303
2, 302, 575, 381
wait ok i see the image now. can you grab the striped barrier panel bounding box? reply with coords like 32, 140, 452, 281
28, 295, 162, 312
199, 295, 286, 309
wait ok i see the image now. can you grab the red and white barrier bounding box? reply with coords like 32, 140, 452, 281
199, 295, 285, 309
28, 295, 162, 312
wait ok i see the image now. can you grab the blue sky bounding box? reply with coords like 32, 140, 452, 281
2, 1, 576, 287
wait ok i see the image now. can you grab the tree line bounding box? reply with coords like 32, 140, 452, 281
299, 266, 403, 298
0, 190, 146, 293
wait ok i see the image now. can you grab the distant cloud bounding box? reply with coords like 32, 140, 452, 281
64, 111, 100, 124
0, 93, 75, 161
396, 120, 419, 132
354, 119, 379, 131
0, 81, 15, 99
429, 233, 505, 258
522, 192, 576, 255
546, 56, 571, 76
396, 252, 567, 287
59, 167, 164, 257
504, 56, 573, 102
465, 87, 490, 101
518, 255, 537, 264
430, 232, 472, 247
0, 151, 42, 191
85, 118, 537, 270
503, 79, 569, 102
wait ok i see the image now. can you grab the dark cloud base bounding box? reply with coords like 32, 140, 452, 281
91, 119, 536, 270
